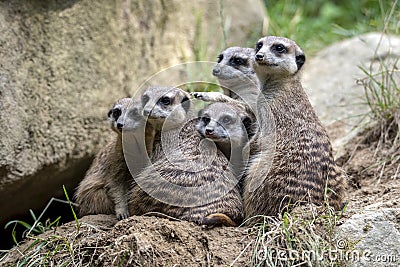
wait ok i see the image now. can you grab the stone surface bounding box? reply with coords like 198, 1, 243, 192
0, 0, 265, 230
302, 33, 400, 156
337, 208, 400, 267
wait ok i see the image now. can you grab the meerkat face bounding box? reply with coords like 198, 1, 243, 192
141, 86, 191, 128
196, 102, 252, 145
123, 98, 146, 131
107, 98, 140, 134
252, 36, 306, 82
212, 47, 256, 88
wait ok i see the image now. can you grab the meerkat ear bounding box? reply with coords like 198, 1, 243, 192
180, 93, 191, 113
197, 108, 204, 118
242, 116, 253, 136
295, 48, 306, 71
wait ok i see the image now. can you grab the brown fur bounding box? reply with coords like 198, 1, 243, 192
244, 36, 347, 218
130, 87, 244, 226
75, 98, 151, 220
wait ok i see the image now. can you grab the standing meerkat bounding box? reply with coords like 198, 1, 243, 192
244, 36, 346, 218
130, 86, 244, 227
192, 46, 259, 108
75, 97, 150, 220
196, 102, 253, 184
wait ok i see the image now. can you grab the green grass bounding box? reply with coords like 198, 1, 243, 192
2, 186, 80, 266
264, 0, 400, 55
244, 203, 346, 267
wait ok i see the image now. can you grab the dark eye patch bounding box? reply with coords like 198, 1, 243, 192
202, 116, 211, 125
272, 44, 287, 53
222, 115, 233, 124
129, 108, 138, 117
159, 96, 171, 105
230, 57, 247, 66
217, 54, 223, 63
255, 41, 263, 53
112, 108, 122, 120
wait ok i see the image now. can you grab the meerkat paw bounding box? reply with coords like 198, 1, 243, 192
201, 213, 237, 228
116, 209, 130, 220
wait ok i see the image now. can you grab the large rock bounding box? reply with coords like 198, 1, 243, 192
302, 33, 400, 155
337, 208, 400, 267
0, 0, 265, 233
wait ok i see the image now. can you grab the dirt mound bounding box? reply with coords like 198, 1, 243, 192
2, 215, 253, 266
337, 121, 400, 212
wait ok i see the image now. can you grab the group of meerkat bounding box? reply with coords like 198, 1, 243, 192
75, 36, 347, 226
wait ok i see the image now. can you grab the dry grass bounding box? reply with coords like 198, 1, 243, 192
244, 202, 347, 267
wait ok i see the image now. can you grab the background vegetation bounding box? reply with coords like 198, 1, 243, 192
264, 0, 399, 54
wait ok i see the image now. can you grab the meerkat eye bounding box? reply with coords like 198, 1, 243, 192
202, 117, 211, 125
159, 96, 171, 105
217, 54, 223, 63
231, 57, 246, 65
129, 108, 138, 116
112, 108, 122, 120
222, 115, 232, 124
255, 42, 263, 53
273, 44, 287, 53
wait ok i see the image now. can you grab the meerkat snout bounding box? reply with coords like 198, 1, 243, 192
212, 66, 221, 76
255, 53, 264, 61
142, 108, 151, 117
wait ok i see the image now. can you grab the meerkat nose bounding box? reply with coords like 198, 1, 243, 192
117, 122, 124, 130
205, 128, 214, 135
212, 67, 221, 76
143, 109, 151, 116
255, 53, 264, 61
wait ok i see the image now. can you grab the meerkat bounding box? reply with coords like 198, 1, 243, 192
191, 46, 259, 109
243, 36, 346, 218
129, 86, 244, 227
196, 102, 253, 184
75, 97, 151, 220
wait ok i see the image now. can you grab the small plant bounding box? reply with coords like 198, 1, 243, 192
243, 203, 345, 267
2, 187, 84, 266
5, 186, 79, 247
356, 0, 400, 179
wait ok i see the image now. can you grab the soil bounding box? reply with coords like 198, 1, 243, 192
2, 123, 399, 266
335, 123, 400, 213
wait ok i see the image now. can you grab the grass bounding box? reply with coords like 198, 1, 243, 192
244, 203, 347, 267
1, 186, 81, 266
264, 0, 400, 55
355, 0, 400, 179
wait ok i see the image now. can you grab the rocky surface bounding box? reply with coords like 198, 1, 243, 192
337, 209, 400, 267
302, 33, 400, 157
0, 0, 265, 233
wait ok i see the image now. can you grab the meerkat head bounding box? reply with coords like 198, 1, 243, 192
213, 47, 256, 87
252, 36, 306, 83
141, 86, 192, 129
123, 97, 146, 132
196, 102, 252, 145
107, 97, 137, 134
